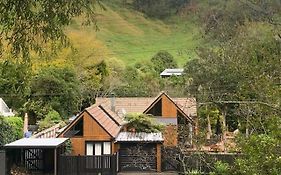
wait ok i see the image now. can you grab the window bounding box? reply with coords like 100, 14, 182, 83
147, 99, 162, 116
86, 142, 111, 155
64, 117, 83, 137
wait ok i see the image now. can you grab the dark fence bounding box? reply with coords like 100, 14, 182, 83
59, 154, 117, 175
162, 147, 240, 174
0, 150, 6, 175
179, 152, 240, 174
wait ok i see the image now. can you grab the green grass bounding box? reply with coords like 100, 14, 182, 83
68, 3, 201, 67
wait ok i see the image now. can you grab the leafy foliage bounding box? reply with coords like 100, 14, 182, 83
38, 110, 62, 131
132, 0, 190, 19
233, 116, 281, 175
151, 50, 178, 74
199, 0, 281, 42
0, 116, 23, 147
0, 60, 31, 109
0, 0, 101, 59
125, 113, 164, 133
210, 161, 230, 175
26, 65, 81, 119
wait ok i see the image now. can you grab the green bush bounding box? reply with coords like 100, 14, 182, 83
210, 161, 230, 175
125, 113, 164, 133
151, 50, 178, 74
0, 116, 23, 147
38, 110, 62, 131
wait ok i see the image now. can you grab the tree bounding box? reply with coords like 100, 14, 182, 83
232, 116, 281, 175
26, 65, 81, 120
151, 50, 178, 74
186, 22, 281, 139
199, 0, 281, 42
0, 0, 102, 60
0, 60, 31, 109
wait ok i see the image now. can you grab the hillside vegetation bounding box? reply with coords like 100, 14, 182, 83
66, 2, 200, 66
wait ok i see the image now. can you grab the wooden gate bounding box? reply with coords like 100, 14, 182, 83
58, 154, 117, 175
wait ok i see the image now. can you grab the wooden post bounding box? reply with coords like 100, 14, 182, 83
156, 143, 161, 172
54, 148, 57, 175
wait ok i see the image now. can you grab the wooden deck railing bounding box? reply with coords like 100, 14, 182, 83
31, 123, 63, 138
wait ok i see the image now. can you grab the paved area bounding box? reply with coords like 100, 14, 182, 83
118, 172, 178, 175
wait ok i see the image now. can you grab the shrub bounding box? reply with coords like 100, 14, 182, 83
38, 110, 62, 131
0, 116, 23, 147
125, 113, 164, 133
210, 161, 230, 175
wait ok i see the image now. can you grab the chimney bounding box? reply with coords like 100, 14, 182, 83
23, 113, 28, 134
110, 93, 115, 112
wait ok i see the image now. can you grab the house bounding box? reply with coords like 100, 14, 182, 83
96, 92, 197, 147
0, 98, 14, 117
58, 104, 164, 173
160, 68, 184, 78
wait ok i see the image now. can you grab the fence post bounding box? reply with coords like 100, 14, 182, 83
0, 150, 6, 175
76, 155, 80, 175
112, 154, 117, 175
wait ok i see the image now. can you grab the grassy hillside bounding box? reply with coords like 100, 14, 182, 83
66, 2, 200, 67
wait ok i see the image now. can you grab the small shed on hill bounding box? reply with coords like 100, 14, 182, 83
160, 68, 184, 78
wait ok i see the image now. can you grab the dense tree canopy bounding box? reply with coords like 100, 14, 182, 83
26, 65, 81, 119
0, 0, 101, 59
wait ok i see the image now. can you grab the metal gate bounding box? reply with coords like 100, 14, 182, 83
24, 149, 44, 171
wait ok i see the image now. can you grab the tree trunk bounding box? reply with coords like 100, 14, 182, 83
206, 113, 212, 139
246, 115, 249, 137
222, 109, 227, 141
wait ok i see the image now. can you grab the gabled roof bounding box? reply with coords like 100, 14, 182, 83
144, 92, 193, 122
0, 98, 15, 117
58, 105, 122, 138
86, 105, 122, 137
95, 92, 197, 118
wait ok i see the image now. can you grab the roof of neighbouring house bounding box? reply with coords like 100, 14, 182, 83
96, 92, 197, 117
0, 98, 15, 117
160, 68, 184, 76
4, 138, 69, 148
115, 132, 163, 142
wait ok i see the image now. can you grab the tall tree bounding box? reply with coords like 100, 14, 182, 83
0, 0, 101, 60
26, 65, 81, 120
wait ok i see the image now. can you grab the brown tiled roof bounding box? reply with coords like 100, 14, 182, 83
173, 98, 197, 117
95, 93, 197, 117
86, 105, 122, 137
99, 104, 124, 126
95, 97, 153, 114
